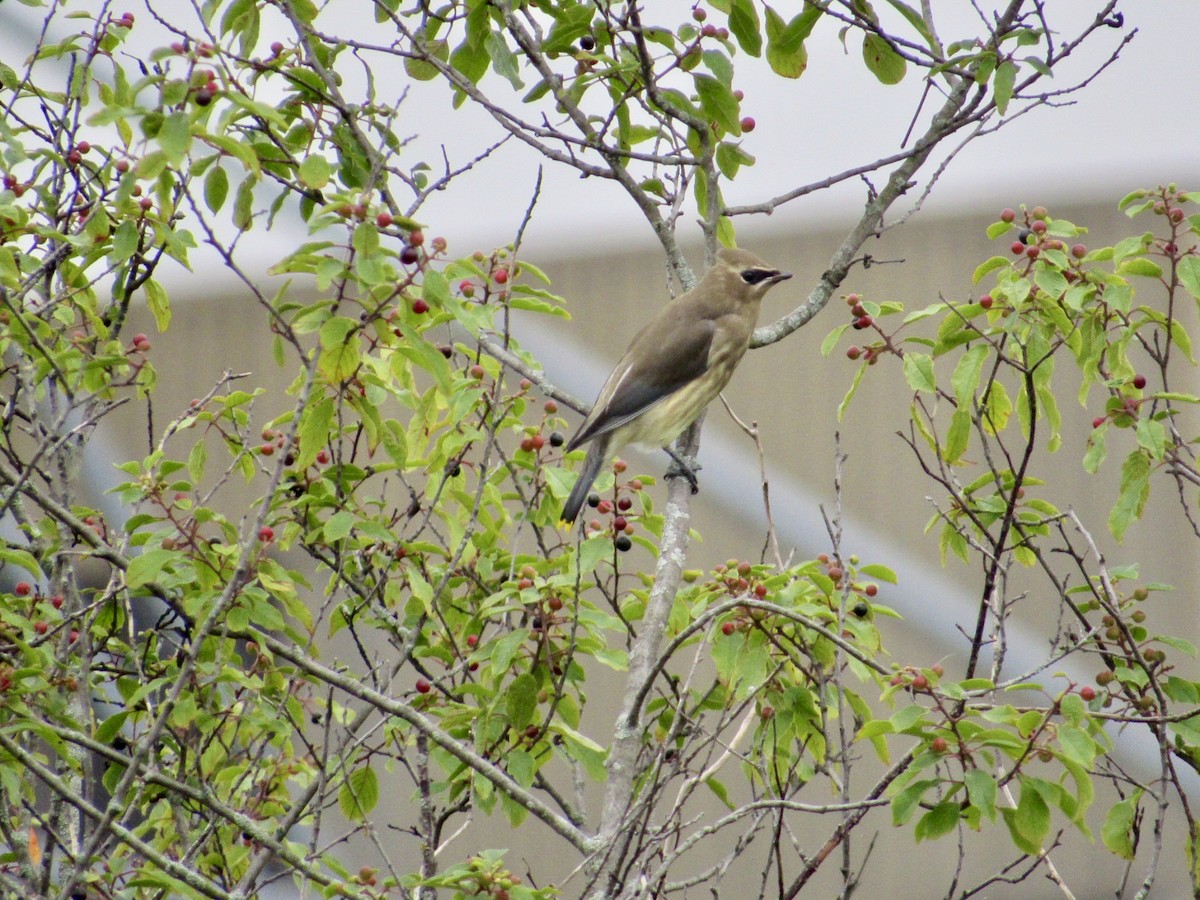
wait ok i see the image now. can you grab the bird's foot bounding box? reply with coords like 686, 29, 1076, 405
665, 449, 701, 494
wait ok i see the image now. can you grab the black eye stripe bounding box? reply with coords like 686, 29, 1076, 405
740, 269, 775, 284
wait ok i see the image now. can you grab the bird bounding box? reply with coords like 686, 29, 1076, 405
560, 247, 792, 524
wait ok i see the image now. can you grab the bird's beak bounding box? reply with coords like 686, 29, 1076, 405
769, 271, 793, 285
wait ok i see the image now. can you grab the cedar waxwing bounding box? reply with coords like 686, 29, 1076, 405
561, 248, 792, 523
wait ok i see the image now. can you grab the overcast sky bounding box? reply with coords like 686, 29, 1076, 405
4, 2, 1197, 264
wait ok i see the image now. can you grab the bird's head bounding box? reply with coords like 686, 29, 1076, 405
711, 247, 792, 302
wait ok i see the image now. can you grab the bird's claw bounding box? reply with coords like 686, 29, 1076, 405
665, 450, 701, 494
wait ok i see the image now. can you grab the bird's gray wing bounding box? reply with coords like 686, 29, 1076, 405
568, 309, 715, 448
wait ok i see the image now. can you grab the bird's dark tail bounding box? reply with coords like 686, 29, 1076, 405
561, 441, 607, 524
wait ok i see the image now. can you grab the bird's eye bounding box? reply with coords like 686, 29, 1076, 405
741, 269, 771, 284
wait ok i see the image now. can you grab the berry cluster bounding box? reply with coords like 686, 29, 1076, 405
842, 295, 882, 365
583, 461, 642, 551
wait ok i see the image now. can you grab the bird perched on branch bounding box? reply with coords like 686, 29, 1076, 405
560, 247, 791, 524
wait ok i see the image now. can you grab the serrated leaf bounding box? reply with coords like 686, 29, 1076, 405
915, 801, 960, 842
765, 6, 817, 78
157, 111, 192, 165
965, 768, 997, 822
1116, 257, 1163, 279
903, 352, 936, 393
1109, 449, 1150, 541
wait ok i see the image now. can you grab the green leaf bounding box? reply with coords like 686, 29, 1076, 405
727, 0, 762, 57
485, 31, 523, 89
862, 33, 906, 85
1116, 257, 1163, 279
318, 316, 361, 383
297, 396, 333, 469
903, 352, 936, 393
965, 768, 997, 822
821, 323, 849, 357
1013, 778, 1051, 850
339, 765, 378, 821
298, 154, 331, 190
144, 279, 171, 332
1109, 448, 1150, 541
838, 359, 868, 421
915, 801, 960, 842
126, 549, 176, 589
973, 255, 1010, 284
993, 60, 1017, 115
203, 164, 229, 214
1178, 256, 1200, 302
1102, 791, 1141, 859
694, 75, 740, 134
541, 5, 595, 54
506, 672, 538, 729
765, 6, 818, 78
157, 111, 192, 165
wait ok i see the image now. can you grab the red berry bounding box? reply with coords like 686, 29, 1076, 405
826, 566, 843, 582
692, 7, 707, 21
613, 515, 628, 531
531, 434, 545, 450
492, 267, 509, 285
407, 229, 425, 247
1025, 246, 1040, 259
739, 116, 756, 133
67, 150, 82, 166
760, 705, 774, 720
864, 583, 878, 597
139, 197, 153, 212
716, 27, 729, 39
258, 526, 274, 542
376, 212, 393, 228
1170, 207, 1185, 223
1080, 685, 1096, 702
316, 449, 330, 465
544, 400, 558, 413
469, 364, 485, 379
466, 634, 478, 647
519, 437, 535, 452
14, 582, 31, 597
597, 499, 613, 514
195, 87, 214, 106
911, 674, 928, 690
115, 159, 130, 173
260, 443, 274, 456
1011, 240, 1025, 255
1132, 374, 1147, 389
701, 23, 717, 37
34, 621, 48, 635
1000, 208, 1015, 223
1071, 244, 1087, 258
979, 295, 993, 309
412, 298, 429, 314
415, 678, 431, 694
754, 583, 768, 598
931, 664, 944, 677
1032, 205, 1048, 220
852, 315, 872, 330
76, 141, 91, 154
721, 621, 735, 636
518, 577, 533, 590
931, 736, 948, 753
1031, 220, 1047, 234
617, 497, 632, 511
270, 41, 284, 56
51, 595, 64, 609
733, 89, 744, 101
1092, 416, 1105, 429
